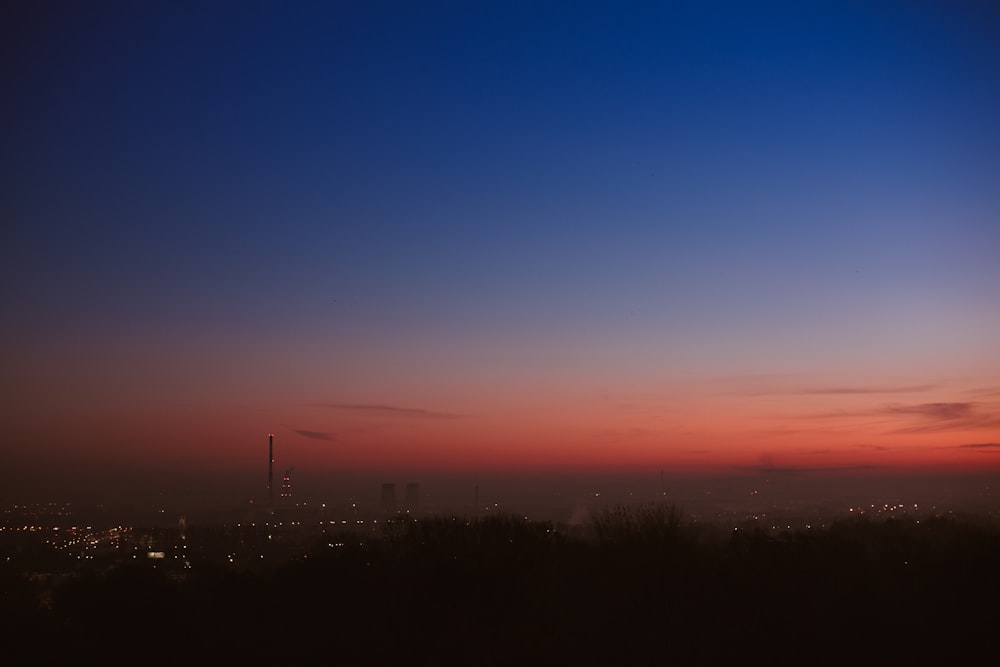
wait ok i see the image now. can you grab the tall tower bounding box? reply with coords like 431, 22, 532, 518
268, 434, 275, 508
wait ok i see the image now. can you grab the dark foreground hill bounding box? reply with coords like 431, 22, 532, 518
3, 505, 997, 666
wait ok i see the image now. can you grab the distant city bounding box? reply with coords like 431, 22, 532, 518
4, 469, 998, 666
4, 467, 997, 580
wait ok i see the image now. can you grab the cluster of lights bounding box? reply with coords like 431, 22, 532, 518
848, 503, 926, 515
0, 525, 95, 532
1, 502, 74, 520
36, 526, 128, 553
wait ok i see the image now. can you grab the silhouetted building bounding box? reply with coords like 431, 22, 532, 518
380, 483, 397, 514
405, 482, 420, 512
268, 434, 275, 508
280, 470, 292, 500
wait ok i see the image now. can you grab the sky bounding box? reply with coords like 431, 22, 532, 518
2, 1, 999, 507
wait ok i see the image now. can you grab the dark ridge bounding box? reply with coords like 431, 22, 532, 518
4, 505, 998, 666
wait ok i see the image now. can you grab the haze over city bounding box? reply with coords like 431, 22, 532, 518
3, 1, 999, 515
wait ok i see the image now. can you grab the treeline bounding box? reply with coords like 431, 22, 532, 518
4, 505, 998, 666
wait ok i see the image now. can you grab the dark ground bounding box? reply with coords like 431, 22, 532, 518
3, 505, 997, 666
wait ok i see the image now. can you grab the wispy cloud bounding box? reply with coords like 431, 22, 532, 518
962, 386, 1000, 398
313, 403, 466, 420
737, 463, 881, 475
958, 443, 1000, 450
751, 427, 815, 437
769, 398, 1000, 438
885, 402, 974, 419
294, 429, 335, 441
885, 402, 1000, 434
736, 453, 881, 476
800, 384, 938, 395
724, 378, 938, 397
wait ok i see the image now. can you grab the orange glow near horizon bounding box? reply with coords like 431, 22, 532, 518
12, 374, 997, 481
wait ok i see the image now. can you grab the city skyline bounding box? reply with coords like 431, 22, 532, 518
3, 1, 999, 508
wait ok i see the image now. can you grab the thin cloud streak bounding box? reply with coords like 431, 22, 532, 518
313, 403, 467, 420
736, 463, 882, 475
777, 402, 1000, 434
885, 403, 975, 419
294, 429, 335, 441
962, 387, 1000, 398
724, 382, 938, 397
857, 444, 891, 451
889, 416, 1000, 435
800, 384, 939, 395
883, 402, 1000, 434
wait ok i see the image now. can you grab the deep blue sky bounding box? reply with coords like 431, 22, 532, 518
2, 1, 999, 502
5, 1, 997, 331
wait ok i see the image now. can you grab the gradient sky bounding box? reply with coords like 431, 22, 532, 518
3, 1, 999, 505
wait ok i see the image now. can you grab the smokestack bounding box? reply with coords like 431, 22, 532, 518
268, 434, 274, 508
